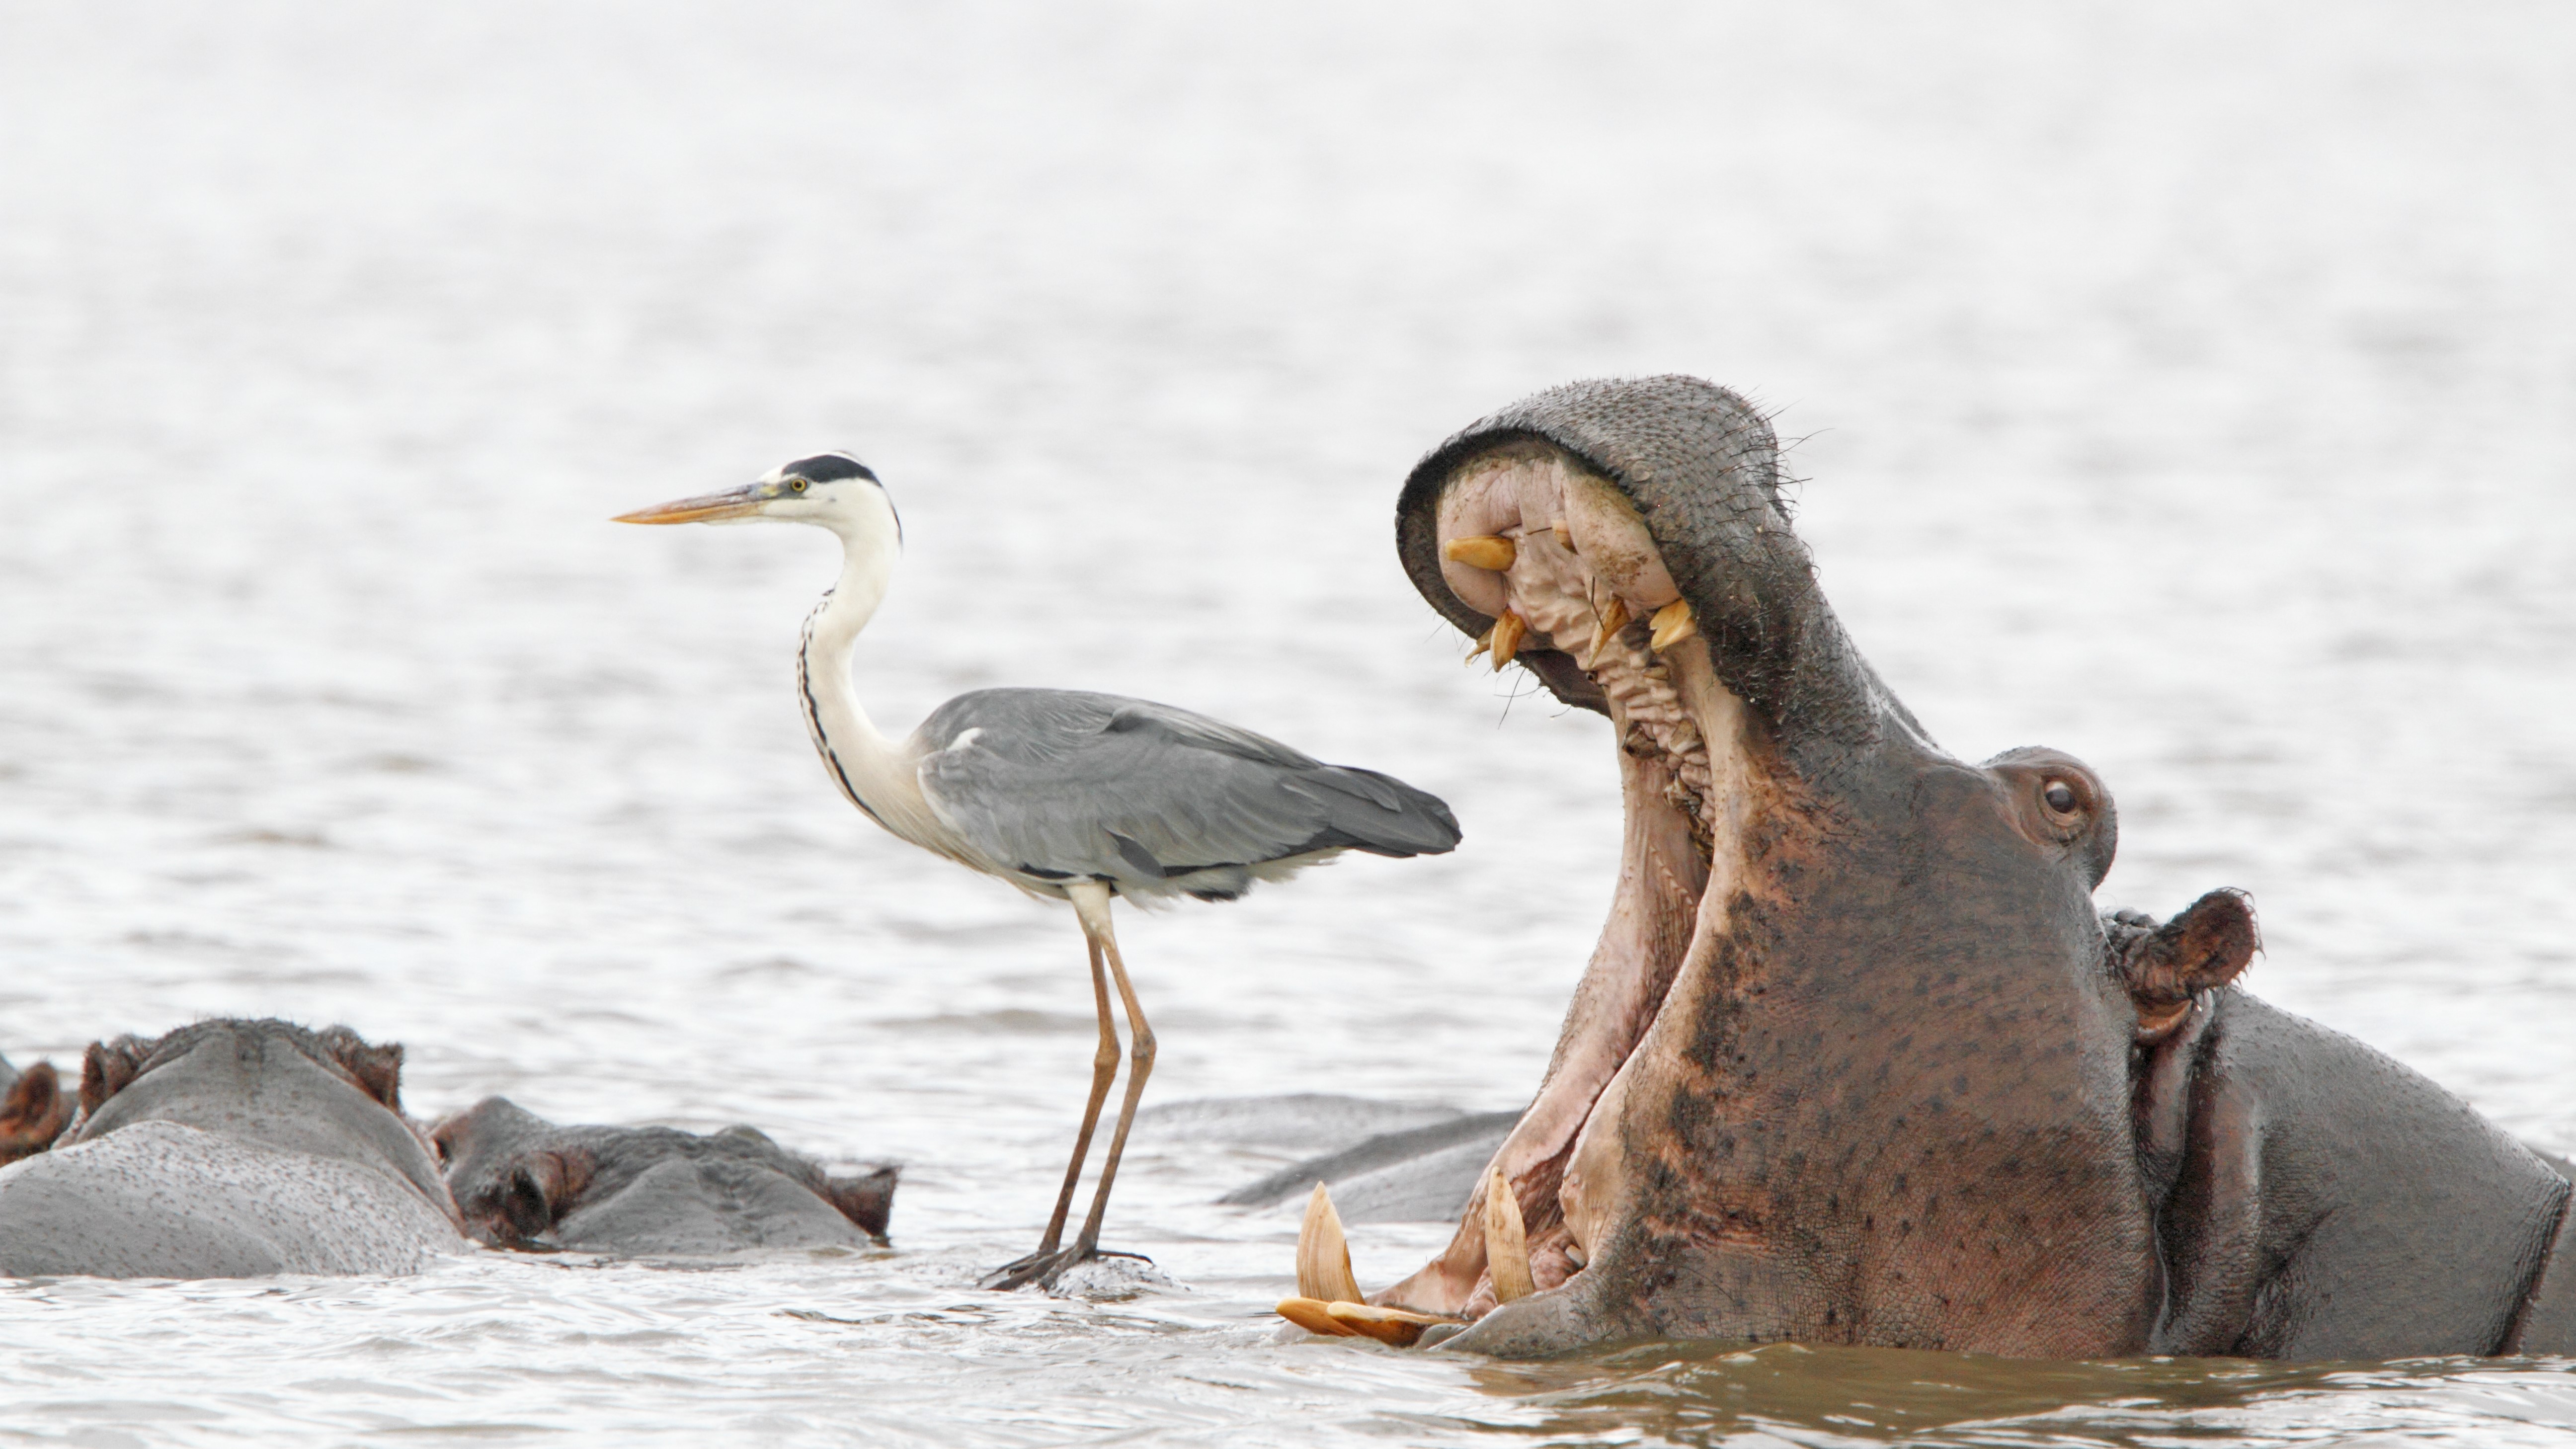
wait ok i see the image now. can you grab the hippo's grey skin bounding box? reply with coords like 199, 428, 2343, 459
1221, 1111, 1521, 1224
433, 1096, 897, 1256
0, 1020, 466, 1278
1141, 1092, 1519, 1223
1, 1052, 74, 1165
1378, 376, 2573, 1360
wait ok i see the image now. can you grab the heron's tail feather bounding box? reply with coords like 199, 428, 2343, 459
1292, 767, 1461, 858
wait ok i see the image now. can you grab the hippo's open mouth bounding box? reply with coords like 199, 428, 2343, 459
1332, 418, 1808, 1334
1277, 378, 1863, 1346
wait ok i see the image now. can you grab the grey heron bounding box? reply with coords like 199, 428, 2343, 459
615, 453, 1462, 1288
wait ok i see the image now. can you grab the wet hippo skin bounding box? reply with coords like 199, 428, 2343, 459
434, 1096, 898, 1255
1361, 376, 2573, 1360
0, 1020, 465, 1277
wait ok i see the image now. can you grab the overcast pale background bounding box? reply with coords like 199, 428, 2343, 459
3, 2, 2573, 1445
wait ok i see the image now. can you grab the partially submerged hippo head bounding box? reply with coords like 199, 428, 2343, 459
1375, 377, 2274, 1356
434, 1096, 898, 1256
60, 1019, 446, 1203
0, 1019, 465, 1278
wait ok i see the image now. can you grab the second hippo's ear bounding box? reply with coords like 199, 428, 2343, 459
0, 1061, 75, 1163
2119, 888, 2260, 1042
318, 1026, 406, 1114
822, 1164, 900, 1242
79, 1037, 148, 1116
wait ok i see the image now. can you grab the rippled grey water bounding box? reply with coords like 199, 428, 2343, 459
4, 2, 2574, 1443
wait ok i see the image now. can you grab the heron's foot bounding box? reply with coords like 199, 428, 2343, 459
978, 1242, 1151, 1293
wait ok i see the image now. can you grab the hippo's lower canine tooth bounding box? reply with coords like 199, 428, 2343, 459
1297, 1182, 1366, 1304
1444, 535, 1517, 571
1483, 1167, 1535, 1303
1491, 610, 1528, 671
1324, 1300, 1448, 1347
1649, 599, 1698, 651
1277, 1295, 1364, 1337
1466, 624, 1494, 663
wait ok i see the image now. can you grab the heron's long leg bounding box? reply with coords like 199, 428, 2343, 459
1066, 882, 1155, 1256
1034, 932, 1120, 1255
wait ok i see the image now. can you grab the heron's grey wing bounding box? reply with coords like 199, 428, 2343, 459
915, 689, 1458, 895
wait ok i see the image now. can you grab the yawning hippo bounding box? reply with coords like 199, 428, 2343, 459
0, 1019, 466, 1277
433, 1096, 898, 1255
1310, 376, 2573, 1360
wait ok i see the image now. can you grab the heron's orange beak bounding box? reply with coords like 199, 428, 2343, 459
612, 483, 777, 525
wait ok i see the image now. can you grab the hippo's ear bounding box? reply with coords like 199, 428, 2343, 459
2118, 889, 2259, 1040
79, 1037, 148, 1116
822, 1164, 899, 1242
496, 1149, 596, 1245
317, 1026, 405, 1114
0, 1060, 74, 1164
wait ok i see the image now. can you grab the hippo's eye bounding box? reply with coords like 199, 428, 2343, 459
2043, 780, 2079, 815
789, 478, 809, 493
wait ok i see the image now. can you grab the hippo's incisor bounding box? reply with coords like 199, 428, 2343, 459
1305, 376, 2573, 1360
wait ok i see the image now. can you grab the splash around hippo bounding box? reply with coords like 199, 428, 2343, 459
1279, 377, 2573, 1360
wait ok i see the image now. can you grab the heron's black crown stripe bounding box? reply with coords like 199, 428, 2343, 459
788, 453, 877, 484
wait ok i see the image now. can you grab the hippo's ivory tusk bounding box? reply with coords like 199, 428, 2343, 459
1444, 535, 1517, 571
1297, 1182, 1366, 1304
1276, 1295, 1365, 1337
1483, 1167, 1535, 1303
1590, 595, 1631, 658
1490, 610, 1528, 671
1649, 599, 1698, 652
1551, 519, 1573, 549
1466, 624, 1494, 663
1325, 1300, 1449, 1347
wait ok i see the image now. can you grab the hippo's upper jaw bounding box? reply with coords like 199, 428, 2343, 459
1375, 379, 2200, 1357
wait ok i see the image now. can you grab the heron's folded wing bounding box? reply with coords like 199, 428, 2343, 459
914, 689, 1455, 884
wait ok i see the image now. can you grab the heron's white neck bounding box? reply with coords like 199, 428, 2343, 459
797, 522, 945, 848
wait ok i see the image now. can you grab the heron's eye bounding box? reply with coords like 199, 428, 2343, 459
2043, 780, 2079, 815
789, 478, 809, 493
